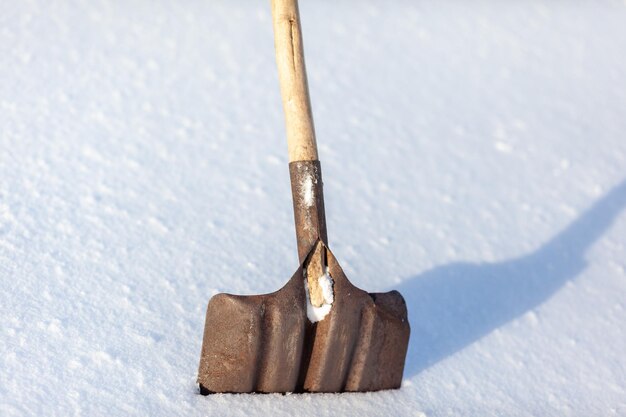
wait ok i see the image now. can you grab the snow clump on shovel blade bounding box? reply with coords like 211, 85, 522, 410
304, 270, 334, 322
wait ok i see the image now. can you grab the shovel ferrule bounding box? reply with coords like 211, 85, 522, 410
289, 160, 328, 262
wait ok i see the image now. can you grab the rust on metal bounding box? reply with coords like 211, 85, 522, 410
197, 160, 410, 394
289, 160, 327, 262
197, 240, 409, 393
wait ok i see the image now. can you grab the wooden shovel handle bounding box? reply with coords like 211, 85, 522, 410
271, 0, 318, 162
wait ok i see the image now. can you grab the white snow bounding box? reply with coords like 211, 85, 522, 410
302, 173, 315, 207
304, 270, 335, 323
2, 1, 626, 416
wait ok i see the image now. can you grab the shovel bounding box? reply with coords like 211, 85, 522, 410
197, 0, 410, 393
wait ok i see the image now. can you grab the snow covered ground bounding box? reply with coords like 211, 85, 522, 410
2, 1, 626, 416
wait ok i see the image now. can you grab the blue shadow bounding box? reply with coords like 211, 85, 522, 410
397, 179, 626, 376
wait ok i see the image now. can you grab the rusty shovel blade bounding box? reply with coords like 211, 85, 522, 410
197, 160, 410, 393
197, 240, 410, 393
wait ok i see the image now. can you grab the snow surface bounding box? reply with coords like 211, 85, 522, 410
2, 1, 626, 416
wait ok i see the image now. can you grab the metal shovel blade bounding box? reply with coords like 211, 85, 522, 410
197, 241, 410, 393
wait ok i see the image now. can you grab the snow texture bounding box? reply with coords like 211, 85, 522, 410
2, 1, 626, 416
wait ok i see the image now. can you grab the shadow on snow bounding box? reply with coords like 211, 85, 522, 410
397, 179, 626, 377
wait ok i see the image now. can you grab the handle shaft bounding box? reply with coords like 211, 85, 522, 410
271, 0, 318, 162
